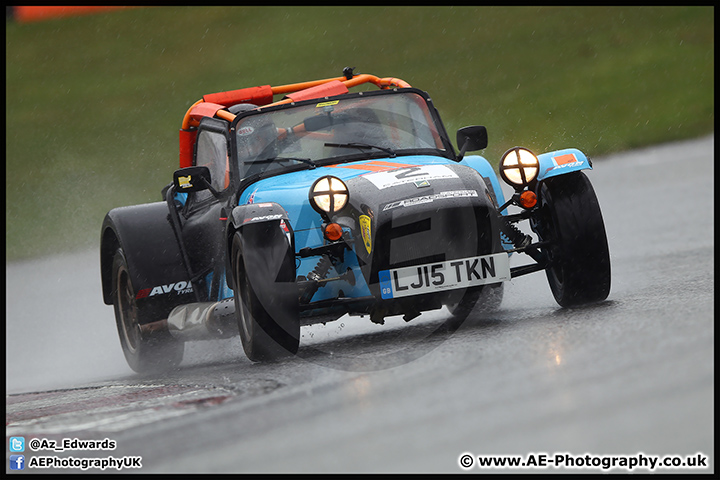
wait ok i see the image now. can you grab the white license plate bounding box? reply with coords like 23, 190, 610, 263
378, 252, 510, 299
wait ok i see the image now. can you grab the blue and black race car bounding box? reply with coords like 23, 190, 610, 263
100, 69, 611, 372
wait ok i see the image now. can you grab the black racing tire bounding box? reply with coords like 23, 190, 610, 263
534, 171, 611, 307
231, 222, 299, 362
111, 248, 184, 373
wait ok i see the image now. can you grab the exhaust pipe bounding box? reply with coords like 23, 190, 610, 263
139, 298, 238, 341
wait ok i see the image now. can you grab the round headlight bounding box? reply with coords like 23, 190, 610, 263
309, 176, 349, 215
500, 147, 539, 188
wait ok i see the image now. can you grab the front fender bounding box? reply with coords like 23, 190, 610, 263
225, 202, 294, 289
537, 148, 592, 181
228, 201, 291, 228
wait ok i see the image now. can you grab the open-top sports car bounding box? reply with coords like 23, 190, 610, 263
100, 69, 610, 372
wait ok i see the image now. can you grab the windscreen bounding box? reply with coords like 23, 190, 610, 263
234, 92, 446, 177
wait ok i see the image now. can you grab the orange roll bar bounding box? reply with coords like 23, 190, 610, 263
270, 76, 348, 95
182, 74, 411, 127
215, 110, 236, 123
261, 74, 412, 109
179, 74, 411, 166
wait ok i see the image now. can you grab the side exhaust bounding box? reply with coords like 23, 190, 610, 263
139, 298, 238, 341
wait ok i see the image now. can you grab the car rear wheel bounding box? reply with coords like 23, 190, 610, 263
534, 172, 611, 307
231, 223, 299, 362
111, 248, 184, 373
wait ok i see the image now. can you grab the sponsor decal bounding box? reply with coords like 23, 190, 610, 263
414, 179, 431, 188
359, 215, 372, 254
177, 175, 193, 189
136, 281, 194, 299
382, 190, 478, 211
552, 160, 582, 170
327, 160, 414, 173
237, 126, 255, 136
279, 219, 291, 243
550, 153, 583, 171
543, 153, 584, 176
243, 213, 283, 224
552, 153, 578, 166
316, 100, 340, 108
363, 165, 459, 190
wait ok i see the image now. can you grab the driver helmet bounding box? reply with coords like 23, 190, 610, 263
236, 120, 278, 161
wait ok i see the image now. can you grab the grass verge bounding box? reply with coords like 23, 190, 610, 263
6, 6, 714, 260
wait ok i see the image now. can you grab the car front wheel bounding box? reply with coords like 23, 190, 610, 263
231, 223, 299, 362
533, 172, 611, 307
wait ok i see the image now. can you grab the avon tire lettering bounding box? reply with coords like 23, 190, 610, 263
136, 281, 193, 299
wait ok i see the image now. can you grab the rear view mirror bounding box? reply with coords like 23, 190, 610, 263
303, 115, 334, 132
456, 125, 488, 160
173, 166, 212, 193
303, 113, 351, 132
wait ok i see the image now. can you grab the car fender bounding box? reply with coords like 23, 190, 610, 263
228, 201, 292, 229
459, 154, 507, 211
225, 202, 294, 288
100, 202, 193, 315
537, 148, 592, 181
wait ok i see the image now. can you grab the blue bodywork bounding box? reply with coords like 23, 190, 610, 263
537, 148, 591, 181
460, 154, 508, 211
205, 148, 591, 304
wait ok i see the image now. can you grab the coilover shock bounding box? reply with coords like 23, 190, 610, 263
299, 255, 332, 304
500, 216, 548, 268
501, 221, 532, 249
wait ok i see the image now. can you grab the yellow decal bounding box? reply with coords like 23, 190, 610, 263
178, 175, 192, 189
359, 215, 372, 254
316, 100, 340, 108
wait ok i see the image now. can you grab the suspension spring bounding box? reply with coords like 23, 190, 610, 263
307, 255, 332, 282
502, 220, 532, 249
300, 255, 333, 304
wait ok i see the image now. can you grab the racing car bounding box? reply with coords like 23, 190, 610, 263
100, 68, 611, 372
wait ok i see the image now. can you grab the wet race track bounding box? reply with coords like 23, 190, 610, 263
6, 136, 714, 473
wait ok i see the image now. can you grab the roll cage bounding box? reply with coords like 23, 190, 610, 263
178, 71, 456, 172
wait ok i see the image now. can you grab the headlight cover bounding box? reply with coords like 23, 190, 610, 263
309, 175, 349, 215
500, 147, 539, 188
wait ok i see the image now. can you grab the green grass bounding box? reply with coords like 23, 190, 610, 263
6, 6, 714, 261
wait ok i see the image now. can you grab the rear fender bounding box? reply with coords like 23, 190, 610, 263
100, 203, 193, 318
537, 148, 592, 181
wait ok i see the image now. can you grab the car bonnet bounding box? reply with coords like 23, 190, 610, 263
237, 155, 456, 238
